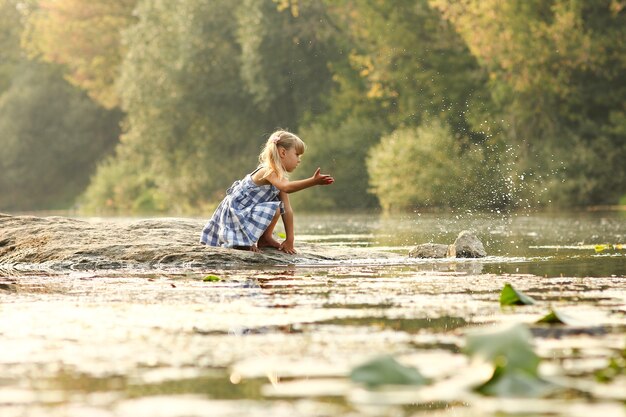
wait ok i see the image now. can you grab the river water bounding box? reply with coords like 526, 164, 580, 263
0, 210, 625, 417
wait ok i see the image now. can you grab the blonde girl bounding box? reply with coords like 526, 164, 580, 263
200, 130, 334, 253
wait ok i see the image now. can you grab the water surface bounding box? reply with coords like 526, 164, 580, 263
296, 211, 626, 277
0, 210, 624, 417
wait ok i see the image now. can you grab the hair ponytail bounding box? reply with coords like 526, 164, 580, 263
258, 130, 306, 179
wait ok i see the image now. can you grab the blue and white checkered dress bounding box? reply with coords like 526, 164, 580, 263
200, 168, 284, 247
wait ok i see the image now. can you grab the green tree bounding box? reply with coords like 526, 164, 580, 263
367, 120, 502, 211
0, 0, 22, 94
0, 0, 40, 93
84, 0, 339, 213
0, 60, 121, 210
326, 0, 488, 133
431, 0, 626, 205
293, 0, 493, 210
23, 0, 138, 109
237, 0, 338, 127
294, 116, 385, 210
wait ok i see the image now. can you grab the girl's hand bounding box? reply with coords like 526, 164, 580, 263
279, 239, 297, 254
312, 168, 334, 186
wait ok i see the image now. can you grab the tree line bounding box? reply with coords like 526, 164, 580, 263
1, 0, 624, 213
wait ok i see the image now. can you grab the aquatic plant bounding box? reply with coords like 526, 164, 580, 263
349, 355, 430, 388
203, 275, 221, 282
500, 283, 537, 306
536, 309, 580, 325
465, 323, 555, 397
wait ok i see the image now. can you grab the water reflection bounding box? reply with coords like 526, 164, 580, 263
483, 256, 626, 277
312, 316, 468, 334
39, 370, 267, 401
296, 211, 625, 278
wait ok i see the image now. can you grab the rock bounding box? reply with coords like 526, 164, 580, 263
0, 214, 400, 271
408, 243, 455, 258
453, 230, 486, 258
408, 231, 486, 259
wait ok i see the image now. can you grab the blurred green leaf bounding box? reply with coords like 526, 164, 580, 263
465, 324, 558, 397
349, 355, 429, 388
536, 308, 580, 325
465, 324, 540, 376
203, 275, 220, 282
477, 366, 556, 397
500, 283, 536, 306
536, 310, 563, 324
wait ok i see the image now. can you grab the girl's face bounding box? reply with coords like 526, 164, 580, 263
280, 146, 301, 173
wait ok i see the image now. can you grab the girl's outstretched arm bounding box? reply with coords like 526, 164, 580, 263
267, 168, 334, 194
278, 191, 296, 254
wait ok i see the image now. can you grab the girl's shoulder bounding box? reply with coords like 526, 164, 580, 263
250, 166, 273, 186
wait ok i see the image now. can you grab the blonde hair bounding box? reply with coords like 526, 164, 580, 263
259, 130, 306, 179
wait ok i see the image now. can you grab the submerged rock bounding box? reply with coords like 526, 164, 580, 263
0, 214, 399, 271
408, 230, 486, 259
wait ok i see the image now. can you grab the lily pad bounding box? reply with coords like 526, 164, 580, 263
477, 365, 556, 397
465, 324, 540, 376
500, 283, 537, 306
203, 275, 221, 282
349, 355, 429, 388
465, 324, 557, 397
536, 308, 580, 325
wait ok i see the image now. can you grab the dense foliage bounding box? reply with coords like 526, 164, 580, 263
0, 0, 121, 211
23, 0, 138, 109
0, 61, 121, 211
1, 0, 624, 213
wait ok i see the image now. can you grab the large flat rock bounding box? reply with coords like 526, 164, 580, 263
0, 214, 399, 270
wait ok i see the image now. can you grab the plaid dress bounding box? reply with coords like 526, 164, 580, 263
200, 168, 284, 247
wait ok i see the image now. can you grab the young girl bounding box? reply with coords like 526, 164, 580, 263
200, 130, 334, 254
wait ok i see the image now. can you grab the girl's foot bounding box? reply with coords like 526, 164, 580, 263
257, 235, 281, 249
233, 245, 261, 253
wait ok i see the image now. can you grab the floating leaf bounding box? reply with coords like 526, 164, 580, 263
477, 366, 556, 397
536, 310, 563, 324
536, 308, 580, 325
349, 355, 429, 388
203, 275, 220, 282
465, 324, 557, 397
500, 283, 536, 306
465, 324, 540, 376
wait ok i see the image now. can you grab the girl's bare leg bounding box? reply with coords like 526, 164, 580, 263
257, 208, 281, 249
